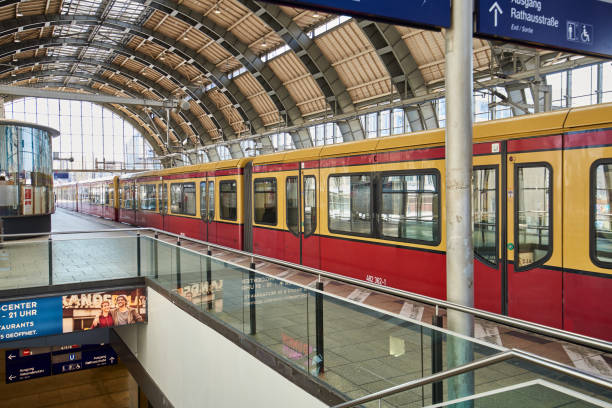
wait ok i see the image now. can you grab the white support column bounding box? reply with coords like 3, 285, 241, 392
445, 0, 475, 403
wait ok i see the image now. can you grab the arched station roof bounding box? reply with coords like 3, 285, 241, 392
0, 0, 596, 163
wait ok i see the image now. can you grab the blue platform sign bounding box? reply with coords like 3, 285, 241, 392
0, 297, 63, 342
476, 0, 612, 58
259, 0, 450, 29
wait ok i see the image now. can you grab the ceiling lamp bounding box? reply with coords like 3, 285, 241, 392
159, 52, 166, 61
11, 71, 16, 77
214, 1, 221, 14
261, 38, 267, 48
14, 34, 20, 43
16, 4, 22, 17
313, 11, 320, 18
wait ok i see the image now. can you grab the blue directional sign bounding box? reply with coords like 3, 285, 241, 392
6, 345, 118, 383
476, 0, 612, 58
0, 297, 63, 342
259, 0, 450, 29
5, 352, 52, 383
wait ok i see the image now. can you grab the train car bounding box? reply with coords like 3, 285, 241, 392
248, 103, 612, 341
0, 119, 59, 235
121, 158, 251, 249
56, 182, 78, 212
77, 176, 118, 221
57, 103, 612, 341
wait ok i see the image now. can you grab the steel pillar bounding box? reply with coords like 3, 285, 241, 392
445, 0, 475, 404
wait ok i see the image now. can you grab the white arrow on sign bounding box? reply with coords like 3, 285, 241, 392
489, 1, 503, 27
109, 357, 115, 363
8, 375, 16, 381
7, 354, 16, 360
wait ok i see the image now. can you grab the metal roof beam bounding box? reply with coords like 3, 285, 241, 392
0, 84, 177, 108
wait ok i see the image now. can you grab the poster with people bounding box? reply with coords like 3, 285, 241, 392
0, 288, 147, 343
62, 288, 147, 333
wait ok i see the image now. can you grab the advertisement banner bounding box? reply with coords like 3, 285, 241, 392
0, 288, 147, 344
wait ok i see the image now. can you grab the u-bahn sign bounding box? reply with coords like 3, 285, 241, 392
259, 0, 451, 29
476, 0, 612, 58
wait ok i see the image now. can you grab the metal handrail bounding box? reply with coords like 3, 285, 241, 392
143, 228, 612, 354
332, 349, 612, 408
1, 226, 611, 353
0, 228, 145, 238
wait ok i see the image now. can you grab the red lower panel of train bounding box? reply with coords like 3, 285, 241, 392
507, 263, 563, 329
563, 272, 612, 341
474, 260, 502, 314
253, 227, 300, 264
78, 203, 115, 221
317, 236, 447, 300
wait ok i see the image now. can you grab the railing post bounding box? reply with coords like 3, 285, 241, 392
136, 232, 141, 277
315, 277, 324, 375
206, 245, 212, 311
431, 306, 444, 404
176, 237, 181, 290
48, 236, 53, 285
153, 232, 159, 279
249, 256, 256, 335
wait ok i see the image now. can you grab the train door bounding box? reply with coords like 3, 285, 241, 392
472, 142, 504, 314
199, 177, 216, 242
286, 164, 320, 268
160, 181, 168, 231
505, 136, 563, 329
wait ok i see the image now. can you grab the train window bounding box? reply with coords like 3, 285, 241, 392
140, 184, 157, 211
170, 183, 196, 216
254, 178, 277, 225
515, 164, 552, 270
160, 184, 168, 214
473, 167, 497, 265
286, 177, 299, 235
591, 160, 612, 268
200, 182, 207, 220
208, 181, 215, 221
220, 180, 237, 221
328, 175, 372, 235
380, 172, 440, 244
304, 176, 316, 237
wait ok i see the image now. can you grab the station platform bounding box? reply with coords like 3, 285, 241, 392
0, 208, 610, 407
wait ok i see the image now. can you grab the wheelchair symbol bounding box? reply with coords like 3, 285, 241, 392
580, 25, 591, 43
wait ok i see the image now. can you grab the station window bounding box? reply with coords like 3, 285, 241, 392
328, 175, 371, 235
254, 178, 277, 225
140, 184, 157, 211
286, 177, 299, 234
379, 172, 440, 244
304, 176, 316, 237
515, 164, 552, 270
591, 160, 612, 268
219, 180, 237, 221
170, 183, 196, 216
473, 167, 497, 265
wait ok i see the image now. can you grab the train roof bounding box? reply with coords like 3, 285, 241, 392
119, 157, 253, 180
252, 103, 612, 164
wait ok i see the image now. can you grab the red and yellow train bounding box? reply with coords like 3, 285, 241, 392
56, 103, 612, 341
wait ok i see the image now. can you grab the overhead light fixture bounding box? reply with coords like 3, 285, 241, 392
159, 53, 166, 61
14, 34, 20, 43
182, 35, 189, 41
16, 4, 22, 17
11, 72, 16, 77
262, 38, 267, 47
214, 1, 221, 14
313, 11, 320, 18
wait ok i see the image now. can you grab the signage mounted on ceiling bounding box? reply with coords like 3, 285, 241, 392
257, 0, 451, 29
475, 0, 612, 58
